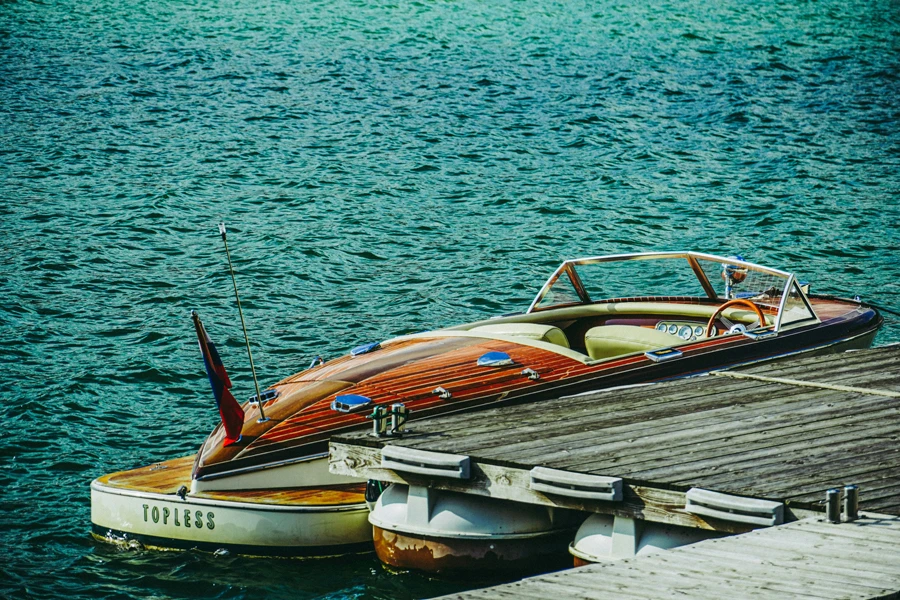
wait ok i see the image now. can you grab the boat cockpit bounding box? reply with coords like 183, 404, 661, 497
438, 252, 819, 363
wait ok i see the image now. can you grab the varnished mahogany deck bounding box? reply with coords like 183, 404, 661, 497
97, 455, 365, 506
96, 455, 194, 494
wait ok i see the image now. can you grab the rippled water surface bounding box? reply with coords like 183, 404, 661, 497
2, 0, 899, 597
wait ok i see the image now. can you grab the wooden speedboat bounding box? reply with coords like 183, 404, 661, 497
91, 252, 882, 557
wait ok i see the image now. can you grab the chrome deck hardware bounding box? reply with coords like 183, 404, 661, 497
433, 386, 452, 399
645, 348, 683, 363
521, 368, 540, 380
743, 326, 778, 341
248, 388, 279, 405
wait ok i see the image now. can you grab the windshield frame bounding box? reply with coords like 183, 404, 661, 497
526, 252, 817, 331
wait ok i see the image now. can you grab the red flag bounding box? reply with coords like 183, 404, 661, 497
191, 311, 244, 446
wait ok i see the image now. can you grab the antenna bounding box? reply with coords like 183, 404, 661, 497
218, 222, 268, 423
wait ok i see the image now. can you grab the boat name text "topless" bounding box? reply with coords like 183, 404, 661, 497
142, 504, 215, 530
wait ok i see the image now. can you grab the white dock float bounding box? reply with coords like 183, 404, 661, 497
432, 514, 900, 600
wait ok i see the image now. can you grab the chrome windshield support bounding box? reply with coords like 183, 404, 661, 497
773, 273, 794, 332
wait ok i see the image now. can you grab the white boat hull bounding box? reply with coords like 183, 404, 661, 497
90, 456, 372, 556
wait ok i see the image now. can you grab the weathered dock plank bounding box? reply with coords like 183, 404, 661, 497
561, 397, 895, 474
432, 516, 900, 600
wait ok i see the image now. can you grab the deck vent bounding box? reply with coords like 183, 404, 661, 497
248, 389, 280, 404
529, 467, 623, 502
477, 351, 514, 367
351, 341, 381, 356
686, 488, 784, 527
331, 394, 373, 413
381, 446, 471, 480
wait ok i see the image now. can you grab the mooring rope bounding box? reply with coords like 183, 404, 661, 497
710, 370, 900, 399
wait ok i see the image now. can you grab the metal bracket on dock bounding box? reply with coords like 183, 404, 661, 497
685, 488, 784, 527
369, 403, 409, 437
381, 446, 471, 480
529, 467, 623, 502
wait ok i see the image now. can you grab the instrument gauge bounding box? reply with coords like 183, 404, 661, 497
656, 322, 667, 332
678, 325, 692, 340
694, 325, 704, 337
667, 324, 678, 335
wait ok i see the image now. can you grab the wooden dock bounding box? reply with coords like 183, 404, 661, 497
433, 514, 900, 600
331, 345, 900, 531
330, 345, 900, 597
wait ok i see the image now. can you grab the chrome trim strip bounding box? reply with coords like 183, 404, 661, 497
90, 480, 368, 513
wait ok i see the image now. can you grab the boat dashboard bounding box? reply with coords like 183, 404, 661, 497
654, 321, 709, 342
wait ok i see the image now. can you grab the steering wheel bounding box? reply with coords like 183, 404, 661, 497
705, 299, 767, 338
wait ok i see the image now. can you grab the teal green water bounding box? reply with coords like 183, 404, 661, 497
1, 0, 899, 597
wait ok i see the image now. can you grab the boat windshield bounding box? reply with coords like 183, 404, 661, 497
573, 256, 706, 302
529, 252, 817, 328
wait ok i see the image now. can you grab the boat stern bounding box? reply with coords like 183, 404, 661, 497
90, 456, 372, 556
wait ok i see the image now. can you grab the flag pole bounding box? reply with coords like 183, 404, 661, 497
218, 223, 268, 423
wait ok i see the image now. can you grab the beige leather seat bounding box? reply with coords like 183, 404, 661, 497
469, 323, 570, 348
584, 325, 677, 360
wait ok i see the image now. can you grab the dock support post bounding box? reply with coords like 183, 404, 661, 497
826, 488, 841, 523
843, 485, 859, 522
